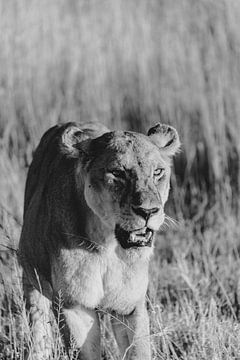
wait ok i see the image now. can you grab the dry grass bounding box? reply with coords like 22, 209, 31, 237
0, 0, 240, 359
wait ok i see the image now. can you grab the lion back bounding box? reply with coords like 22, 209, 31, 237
24, 122, 109, 215
19, 122, 109, 295
24, 125, 60, 215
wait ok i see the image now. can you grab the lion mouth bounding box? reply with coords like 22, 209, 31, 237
115, 225, 154, 249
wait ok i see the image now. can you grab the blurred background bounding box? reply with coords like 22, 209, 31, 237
0, 0, 240, 358
0, 0, 239, 220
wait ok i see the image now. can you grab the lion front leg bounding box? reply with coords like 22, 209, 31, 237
23, 280, 52, 360
111, 300, 151, 360
53, 300, 101, 360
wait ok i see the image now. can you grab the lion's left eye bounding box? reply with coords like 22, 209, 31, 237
154, 168, 165, 179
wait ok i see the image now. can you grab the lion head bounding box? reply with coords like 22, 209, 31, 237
62, 123, 180, 250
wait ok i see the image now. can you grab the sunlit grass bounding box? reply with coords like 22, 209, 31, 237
0, 0, 240, 358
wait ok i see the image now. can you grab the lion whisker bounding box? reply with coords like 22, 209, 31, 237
164, 215, 179, 229
63, 232, 106, 250
160, 222, 170, 231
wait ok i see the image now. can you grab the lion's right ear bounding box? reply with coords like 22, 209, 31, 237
60, 123, 90, 159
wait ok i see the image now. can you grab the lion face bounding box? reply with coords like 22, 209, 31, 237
79, 124, 180, 249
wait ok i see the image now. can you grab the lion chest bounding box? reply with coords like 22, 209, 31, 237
52, 246, 149, 313
100, 252, 149, 314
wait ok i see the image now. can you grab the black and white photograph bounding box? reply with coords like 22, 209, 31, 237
0, 1, 239, 359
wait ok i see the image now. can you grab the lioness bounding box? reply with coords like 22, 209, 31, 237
19, 122, 180, 360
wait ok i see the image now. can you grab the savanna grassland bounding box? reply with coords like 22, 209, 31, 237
0, 0, 240, 359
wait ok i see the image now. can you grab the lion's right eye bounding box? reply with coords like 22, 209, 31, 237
107, 169, 125, 179
105, 169, 126, 184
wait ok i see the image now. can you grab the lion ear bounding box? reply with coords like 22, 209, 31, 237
61, 123, 90, 158
147, 123, 180, 156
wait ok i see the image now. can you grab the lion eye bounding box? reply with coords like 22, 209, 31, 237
154, 168, 165, 179
105, 169, 126, 185
109, 169, 125, 179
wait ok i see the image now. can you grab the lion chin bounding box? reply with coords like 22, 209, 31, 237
18, 121, 180, 360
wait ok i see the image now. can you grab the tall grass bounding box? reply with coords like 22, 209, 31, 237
0, 0, 240, 358
0, 0, 239, 212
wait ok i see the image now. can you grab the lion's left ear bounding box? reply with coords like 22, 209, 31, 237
147, 123, 180, 156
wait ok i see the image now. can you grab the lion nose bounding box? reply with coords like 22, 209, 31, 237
132, 205, 159, 220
